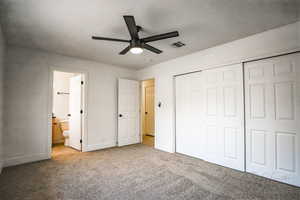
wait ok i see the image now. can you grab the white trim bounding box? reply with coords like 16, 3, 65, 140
3, 153, 49, 167
172, 76, 177, 153
84, 142, 116, 152
155, 145, 173, 153
139, 81, 143, 144
48, 65, 89, 158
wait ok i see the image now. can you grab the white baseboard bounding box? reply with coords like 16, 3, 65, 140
118, 140, 140, 147
155, 144, 174, 153
4, 153, 49, 168
1, 143, 171, 168
83, 141, 116, 152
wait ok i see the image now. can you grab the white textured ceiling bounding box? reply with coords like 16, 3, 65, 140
0, 0, 299, 69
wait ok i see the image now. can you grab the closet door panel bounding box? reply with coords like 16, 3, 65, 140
245, 53, 300, 187
176, 64, 245, 171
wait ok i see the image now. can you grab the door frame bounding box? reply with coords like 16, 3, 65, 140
140, 78, 156, 147
47, 66, 88, 158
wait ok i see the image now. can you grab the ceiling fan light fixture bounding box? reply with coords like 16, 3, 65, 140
130, 47, 143, 54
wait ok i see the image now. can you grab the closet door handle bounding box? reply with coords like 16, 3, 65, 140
119, 114, 123, 117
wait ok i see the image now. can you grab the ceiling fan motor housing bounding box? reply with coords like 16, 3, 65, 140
130, 39, 142, 48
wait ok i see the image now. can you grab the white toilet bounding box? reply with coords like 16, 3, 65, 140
62, 130, 70, 146
60, 120, 70, 146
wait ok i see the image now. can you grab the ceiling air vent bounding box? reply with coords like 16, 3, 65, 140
172, 41, 186, 48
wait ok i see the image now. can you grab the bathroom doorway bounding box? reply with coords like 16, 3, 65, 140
51, 70, 85, 157
141, 79, 155, 147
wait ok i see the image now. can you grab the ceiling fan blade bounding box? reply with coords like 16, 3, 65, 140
143, 44, 162, 54
123, 16, 139, 39
92, 36, 129, 43
119, 45, 131, 55
141, 31, 179, 43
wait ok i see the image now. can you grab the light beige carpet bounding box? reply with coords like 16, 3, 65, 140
0, 144, 299, 200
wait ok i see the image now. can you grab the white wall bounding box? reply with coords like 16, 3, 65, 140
138, 21, 300, 153
3, 46, 137, 167
53, 71, 74, 120
2, 21, 299, 167
0, 25, 6, 172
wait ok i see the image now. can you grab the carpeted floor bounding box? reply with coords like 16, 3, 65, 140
0, 144, 299, 200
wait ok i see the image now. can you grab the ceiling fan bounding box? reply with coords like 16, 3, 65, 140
92, 15, 179, 55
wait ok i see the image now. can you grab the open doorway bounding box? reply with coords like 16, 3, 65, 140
141, 79, 155, 147
51, 71, 84, 157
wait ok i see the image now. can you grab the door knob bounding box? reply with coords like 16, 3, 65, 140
119, 114, 123, 117
145, 112, 148, 115
158, 102, 162, 108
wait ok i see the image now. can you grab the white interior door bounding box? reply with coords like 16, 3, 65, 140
176, 64, 245, 171
245, 53, 300, 187
69, 75, 82, 151
118, 79, 140, 146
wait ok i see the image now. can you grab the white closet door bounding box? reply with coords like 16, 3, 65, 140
175, 64, 245, 171
175, 72, 204, 159
118, 79, 140, 146
202, 64, 245, 171
245, 53, 300, 187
